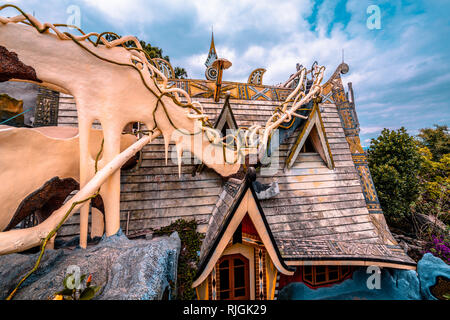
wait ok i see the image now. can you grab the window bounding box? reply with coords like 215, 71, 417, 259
302, 266, 353, 287
301, 134, 316, 153
221, 122, 229, 139
220, 122, 236, 146
218, 254, 250, 300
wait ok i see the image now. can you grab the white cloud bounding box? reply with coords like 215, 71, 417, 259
188, 0, 313, 35
80, 0, 182, 25
360, 126, 384, 134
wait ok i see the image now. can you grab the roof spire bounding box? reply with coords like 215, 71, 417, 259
205, 28, 218, 68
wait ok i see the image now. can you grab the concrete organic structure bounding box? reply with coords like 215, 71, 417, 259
0, 125, 136, 236
0, 5, 324, 255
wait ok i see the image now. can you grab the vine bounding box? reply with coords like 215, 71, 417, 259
154, 219, 204, 300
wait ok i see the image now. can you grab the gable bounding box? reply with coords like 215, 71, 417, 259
192, 173, 293, 288
213, 94, 238, 133
285, 102, 334, 170
193, 95, 238, 175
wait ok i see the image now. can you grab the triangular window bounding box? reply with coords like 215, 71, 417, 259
301, 135, 316, 153
214, 95, 238, 138
193, 95, 238, 175
285, 103, 334, 169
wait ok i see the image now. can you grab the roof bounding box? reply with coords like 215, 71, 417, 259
193, 169, 294, 287
200, 177, 245, 261
54, 63, 415, 270
212, 94, 238, 129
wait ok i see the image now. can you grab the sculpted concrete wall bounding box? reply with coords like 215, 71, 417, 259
0, 125, 136, 234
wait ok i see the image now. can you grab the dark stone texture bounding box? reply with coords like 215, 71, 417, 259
0, 46, 41, 83
0, 229, 181, 300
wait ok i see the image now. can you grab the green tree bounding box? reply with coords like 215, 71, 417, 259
418, 125, 450, 161
138, 40, 188, 79
103, 35, 188, 79
415, 125, 449, 225
139, 40, 169, 61
174, 67, 188, 79
367, 127, 422, 226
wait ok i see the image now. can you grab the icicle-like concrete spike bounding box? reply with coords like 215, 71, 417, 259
176, 142, 183, 177
163, 131, 171, 166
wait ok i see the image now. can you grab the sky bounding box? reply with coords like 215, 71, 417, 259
2, 0, 449, 146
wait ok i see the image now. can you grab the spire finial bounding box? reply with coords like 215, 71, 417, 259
210, 27, 215, 51
205, 29, 218, 68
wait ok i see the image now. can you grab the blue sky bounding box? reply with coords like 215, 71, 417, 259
3, 0, 449, 146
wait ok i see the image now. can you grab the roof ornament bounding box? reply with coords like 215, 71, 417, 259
340, 49, 349, 74
205, 29, 218, 80
212, 58, 232, 102
279, 63, 304, 88
247, 68, 266, 85
304, 61, 319, 93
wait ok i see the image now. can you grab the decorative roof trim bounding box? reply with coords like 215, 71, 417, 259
285, 100, 334, 169
322, 62, 349, 87
192, 174, 294, 288
247, 68, 266, 85
285, 259, 416, 270
156, 78, 293, 101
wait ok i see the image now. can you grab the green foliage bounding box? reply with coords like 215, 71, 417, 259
412, 147, 449, 224
368, 125, 449, 234
103, 34, 188, 79
53, 273, 101, 300
418, 125, 450, 161
139, 40, 170, 61
154, 219, 204, 300
367, 127, 422, 225
413, 125, 449, 225
135, 40, 188, 79
174, 67, 188, 79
